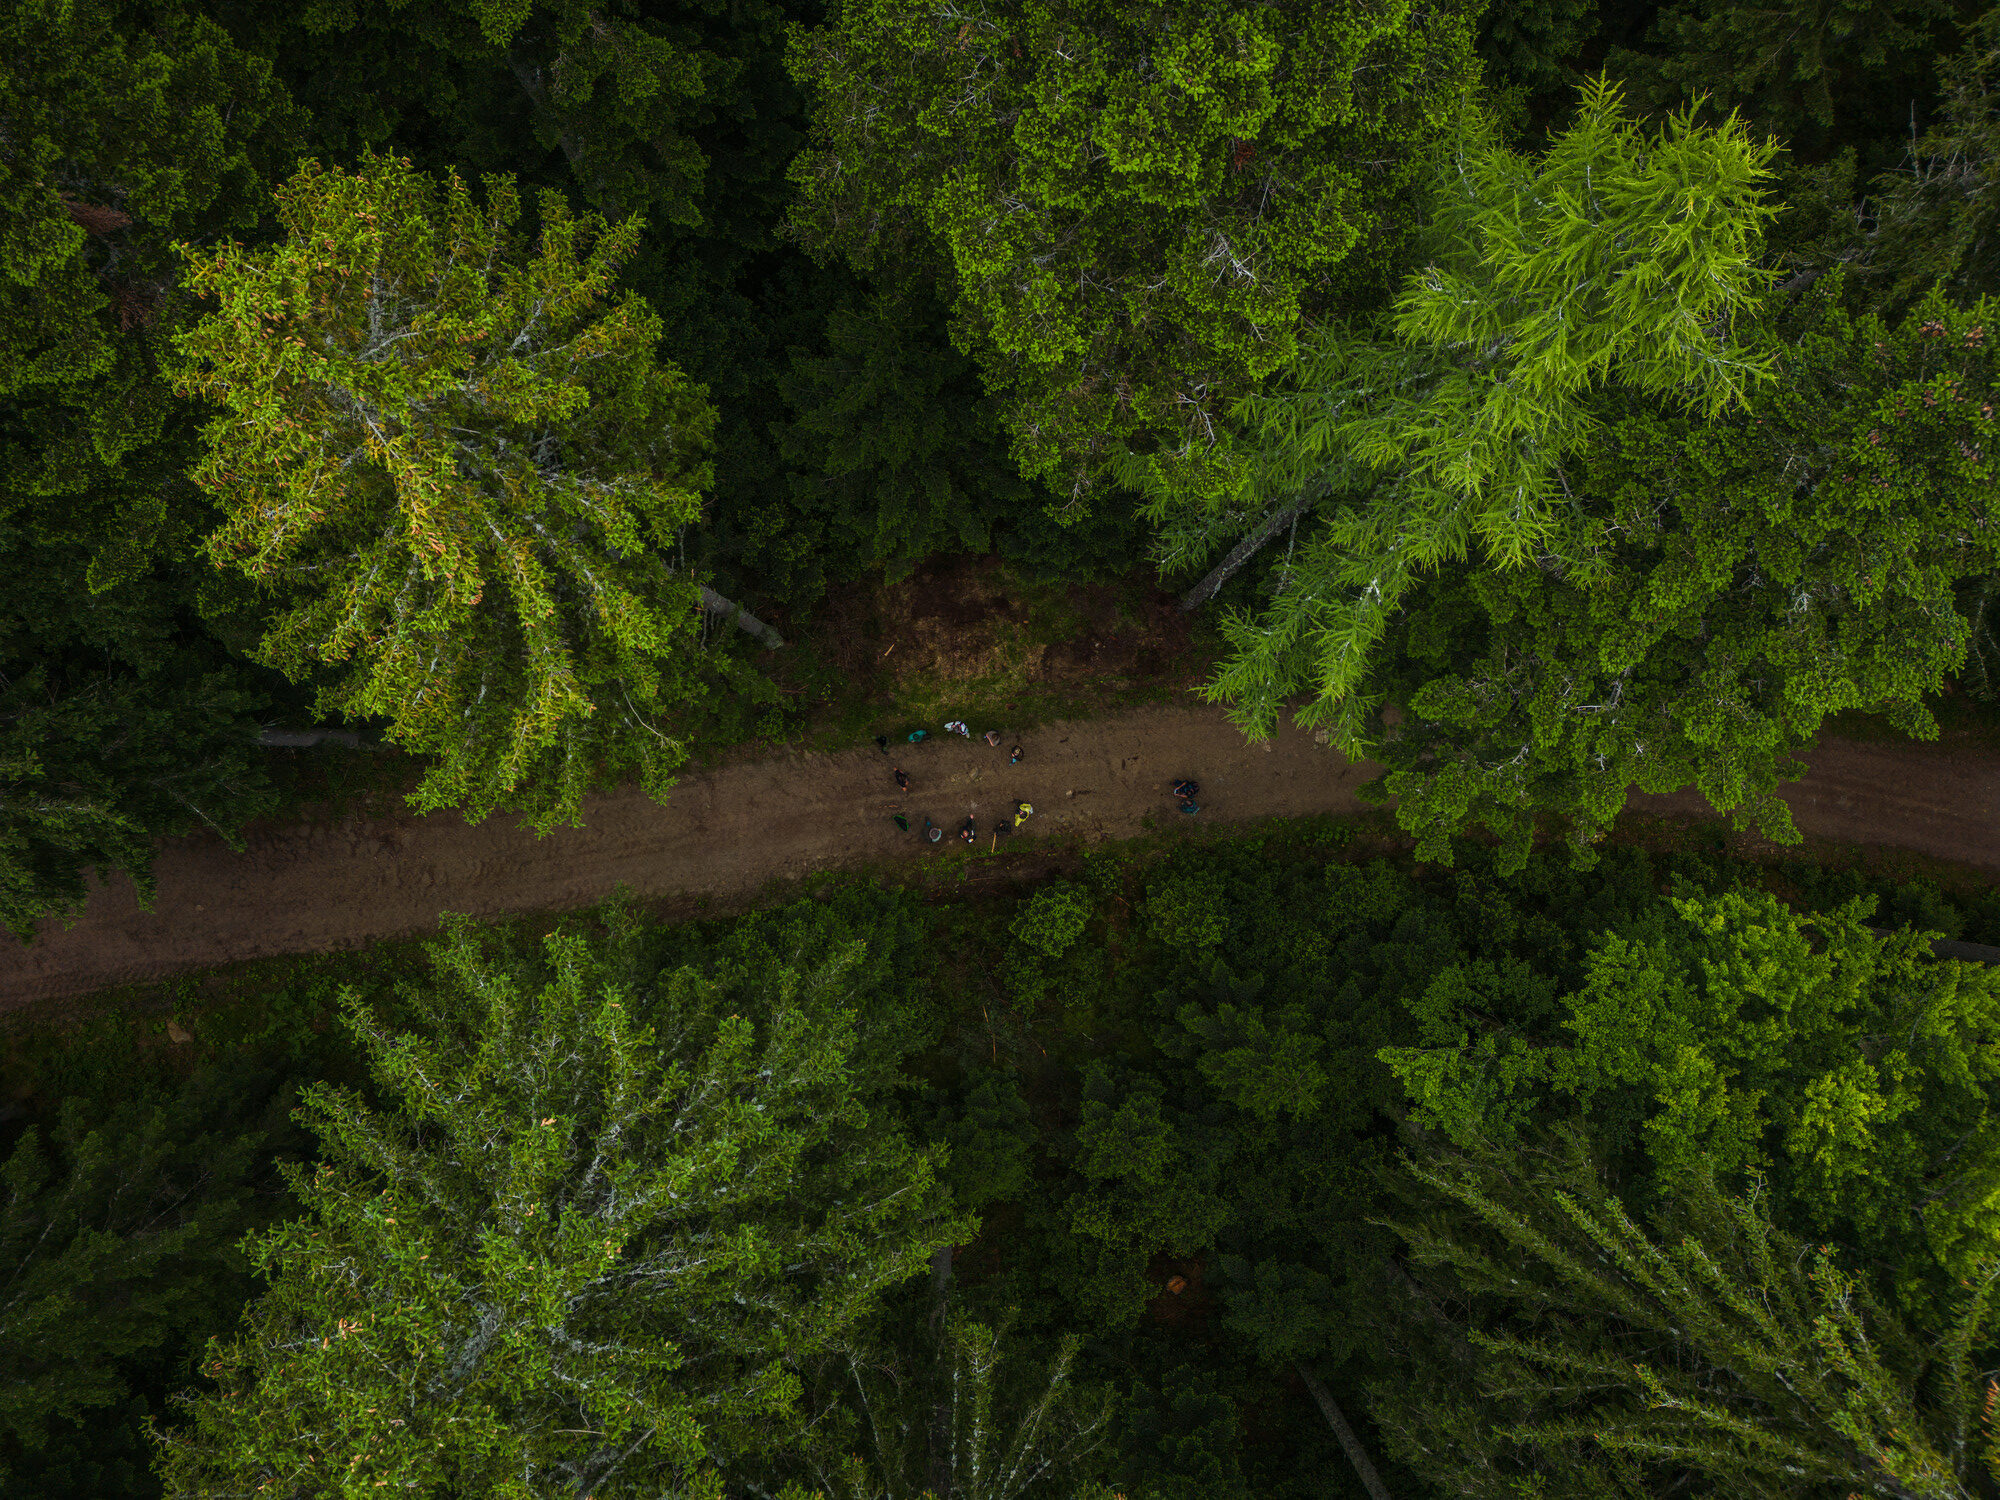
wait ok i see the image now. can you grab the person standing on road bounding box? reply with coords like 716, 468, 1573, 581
960, 816, 977, 844
894, 767, 910, 792
1009, 744, 1023, 764
893, 813, 909, 832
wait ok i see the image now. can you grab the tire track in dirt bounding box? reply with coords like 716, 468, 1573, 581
2, 704, 1996, 1010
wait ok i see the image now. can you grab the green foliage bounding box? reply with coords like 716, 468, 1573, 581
0, 1068, 283, 1493
1012, 883, 1094, 960
154, 904, 968, 1498
765, 269, 1040, 597
1353, 269, 2000, 868
938, 1072, 1038, 1212
0, 0, 309, 938
1152, 78, 1784, 751
1374, 1129, 2000, 1500
1858, 3, 2000, 321
1385, 886, 2000, 1287
787, 0, 1482, 508
171, 153, 728, 831
0, 550, 277, 941
0, 0, 302, 588
1604, 0, 1956, 160
783, 1305, 1116, 1500
1144, 872, 1229, 950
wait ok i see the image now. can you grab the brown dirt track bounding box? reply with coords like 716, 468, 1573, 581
2, 703, 1997, 1010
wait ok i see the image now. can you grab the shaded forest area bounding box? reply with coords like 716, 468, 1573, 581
7, 823, 2000, 1497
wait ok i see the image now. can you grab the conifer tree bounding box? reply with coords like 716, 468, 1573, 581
0, 0, 304, 939
170, 153, 753, 832
782, 1304, 1116, 1500
1372, 1130, 2000, 1500
785, 0, 1482, 510
0, 1074, 273, 1493
1127, 77, 1784, 751
154, 904, 968, 1500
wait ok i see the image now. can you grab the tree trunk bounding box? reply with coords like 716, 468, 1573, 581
1177, 499, 1312, 613
698, 584, 784, 650
1294, 1362, 1393, 1500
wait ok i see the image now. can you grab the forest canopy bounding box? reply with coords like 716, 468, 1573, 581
6, 0, 2000, 1493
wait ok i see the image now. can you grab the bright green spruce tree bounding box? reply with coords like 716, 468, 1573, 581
169, 152, 760, 832
1380, 886, 2000, 1291
785, 0, 1482, 511
153, 903, 968, 1500
1149, 75, 2000, 870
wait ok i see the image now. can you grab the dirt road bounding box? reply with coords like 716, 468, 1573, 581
2, 703, 1996, 1010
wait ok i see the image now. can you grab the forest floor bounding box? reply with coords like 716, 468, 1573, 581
3, 692, 1999, 1015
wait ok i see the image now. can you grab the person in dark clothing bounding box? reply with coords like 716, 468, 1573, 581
894, 768, 911, 792
893, 813, 909, 832
1009, 745, 1023, 764
875, 735, 889, 754
960, 817, 977, 844
1172, 779, 1200, 802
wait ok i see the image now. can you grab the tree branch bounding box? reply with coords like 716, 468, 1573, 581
1177, 497, 1314, 613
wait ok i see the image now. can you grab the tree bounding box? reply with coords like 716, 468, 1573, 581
1371, 1128, 2000, 1500
0, 1059, 290, 1494
1858, 2, 2000, 321
779, 1304, 1116, 1500
154, 902, 969, 1499
169, 152, 767, 833
1348, 269, 2000, 869
1382, 886, 2000, 1288
1126, 76, 1784, 753
785, 0, 1482, 511
0, 0, 308, 939
765, 269, 1046, 598
1601, 0, 1958, 163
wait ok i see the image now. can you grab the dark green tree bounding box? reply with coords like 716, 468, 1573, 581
154, 903, 969, 1499
786, 0, 1482, 510
0, 0, 307, 940
767, 270, 1047, 598
0, 1060, 293, 1494
1859, 3, 2000, 320
1373, 1129, 2000, 1500
1602, 0, 1958, 162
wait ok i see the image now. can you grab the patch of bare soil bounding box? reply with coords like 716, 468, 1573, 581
804, 555, 1200, 697
1, 707, 1996, 1011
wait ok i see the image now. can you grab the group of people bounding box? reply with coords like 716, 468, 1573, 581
879, 723, 1204, 844
881, 721, 1029, 845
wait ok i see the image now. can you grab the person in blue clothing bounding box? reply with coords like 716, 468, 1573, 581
1172, 779, 1201, 814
